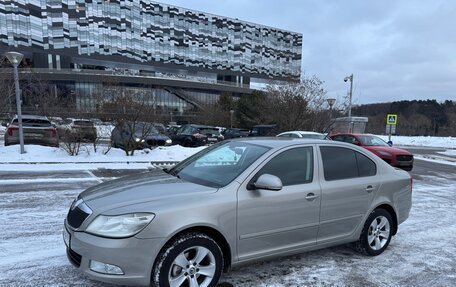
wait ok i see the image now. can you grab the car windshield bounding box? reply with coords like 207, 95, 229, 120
12, 118, 52, 127
131, 123, 159, 134
358, 135, 389, 146
168, 141, 270, 188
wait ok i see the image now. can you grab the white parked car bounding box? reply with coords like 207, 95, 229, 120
277, 131, 327, 139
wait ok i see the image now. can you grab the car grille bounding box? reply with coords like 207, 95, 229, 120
147, 139, 166, 146
67, 247, 82, 267
397, 155, 413, 161
67, 202, 91, 229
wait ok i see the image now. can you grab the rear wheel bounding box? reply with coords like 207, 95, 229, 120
355, 209, 393, 256
152, 233, 223, 287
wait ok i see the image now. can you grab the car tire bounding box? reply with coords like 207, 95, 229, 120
183, 138, 192, 147
355, 208, 393, 256
151, 233, 223, 287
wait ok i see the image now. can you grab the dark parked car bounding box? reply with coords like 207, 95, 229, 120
330, 133, 414, 171
171, 124, 224, 147
4, 115, 59, 147
111, 122, 172, 150
223, 128, 250, 139
57, 118, 97, 142
249, 124, 279, 137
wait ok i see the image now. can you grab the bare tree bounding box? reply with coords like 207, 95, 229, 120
96, 84, 160, 156
265, 75, 328, 132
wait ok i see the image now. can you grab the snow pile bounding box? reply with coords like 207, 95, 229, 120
377, 135, 456, 149
0, 144, 205, 163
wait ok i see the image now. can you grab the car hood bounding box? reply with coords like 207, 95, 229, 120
364, 146, 412, 155
79, 171, 217, 213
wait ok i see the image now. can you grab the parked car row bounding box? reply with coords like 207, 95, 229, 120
2, 116, 414, 171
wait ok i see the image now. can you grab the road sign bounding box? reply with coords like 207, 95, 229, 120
387, 114, 397, 125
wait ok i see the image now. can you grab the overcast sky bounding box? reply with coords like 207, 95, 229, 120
163, 0, 456, 105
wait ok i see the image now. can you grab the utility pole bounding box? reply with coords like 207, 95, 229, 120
344, 74, 354, 118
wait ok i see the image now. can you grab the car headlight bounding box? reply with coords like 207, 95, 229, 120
86, 213, 155, 238
165, 139, 172, 144
378, 151, 392, 157
135, 137, 141, 143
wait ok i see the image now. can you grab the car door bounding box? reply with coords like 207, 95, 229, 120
236, 146, 321, 261
317, 145, 379, 244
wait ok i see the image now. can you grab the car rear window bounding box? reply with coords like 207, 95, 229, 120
199, 128, 220, 135
74, 121, 94, 127
12, 119, 52, 127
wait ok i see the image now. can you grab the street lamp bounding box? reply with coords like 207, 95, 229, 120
229, 109, 234, 128
5, 51, 25, 154
327, 98, 336, 122
344, 74, 353, 119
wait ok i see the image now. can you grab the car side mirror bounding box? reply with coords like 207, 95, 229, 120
253, 174, 283, 191
387, 140, 393, 147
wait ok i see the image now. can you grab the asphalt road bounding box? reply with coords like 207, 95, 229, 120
0, 154, 455, 287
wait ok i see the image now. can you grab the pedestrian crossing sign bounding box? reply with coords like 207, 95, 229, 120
387, 114, 397, 125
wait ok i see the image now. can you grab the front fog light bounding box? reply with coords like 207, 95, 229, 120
90, 260, 124, 275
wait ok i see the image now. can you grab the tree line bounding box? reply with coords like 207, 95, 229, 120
352, 100, 456, 136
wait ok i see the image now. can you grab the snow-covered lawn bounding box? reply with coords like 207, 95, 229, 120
0, 144, 204, 163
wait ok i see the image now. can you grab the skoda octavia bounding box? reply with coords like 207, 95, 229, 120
64, 138, 412, 287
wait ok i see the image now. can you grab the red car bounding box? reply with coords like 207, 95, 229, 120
330, 133, 413, 171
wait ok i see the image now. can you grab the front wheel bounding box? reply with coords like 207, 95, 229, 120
152, 233, 223, 287
355, 208, 393, 256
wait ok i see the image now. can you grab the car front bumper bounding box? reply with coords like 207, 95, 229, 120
64, 221, 164, 286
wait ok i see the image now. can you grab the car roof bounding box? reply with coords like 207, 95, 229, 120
279, 131, 323, 135
230, 137, 346, 149
13, 115, 49, 120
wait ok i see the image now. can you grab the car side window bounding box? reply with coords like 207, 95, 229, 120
320, 146, 377, 181
253, 147, 313, 186
356, 151, 377, 177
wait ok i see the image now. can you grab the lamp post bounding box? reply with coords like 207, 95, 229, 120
327, 98, 336, 122
5, 51, 25, 154
344, 74, 353, 119
229, 109, 234, 128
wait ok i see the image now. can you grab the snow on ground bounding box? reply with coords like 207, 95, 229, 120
377, 135, 456, 149
0, 144, 204, 164
439, 149, 456, 156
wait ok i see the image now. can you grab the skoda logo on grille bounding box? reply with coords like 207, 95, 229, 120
70, 199, 83, 211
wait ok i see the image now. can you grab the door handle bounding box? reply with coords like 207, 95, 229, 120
366, 185, 375, 193
306, 193, 319, 201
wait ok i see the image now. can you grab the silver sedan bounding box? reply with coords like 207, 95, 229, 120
64, 138, 412, 287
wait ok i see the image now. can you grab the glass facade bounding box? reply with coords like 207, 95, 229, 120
0, 0, 302, 80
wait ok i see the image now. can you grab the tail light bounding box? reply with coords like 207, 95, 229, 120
46, 128, 57, 137
193, 133, 207, 139
7, 127, 18, 136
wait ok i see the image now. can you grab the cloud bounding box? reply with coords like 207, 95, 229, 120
163, 0, 456, 104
